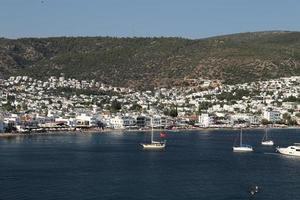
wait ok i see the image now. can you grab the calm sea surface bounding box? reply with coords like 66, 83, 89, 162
0, 129, 300, 200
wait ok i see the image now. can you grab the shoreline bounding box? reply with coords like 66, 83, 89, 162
0, 126, 299, 138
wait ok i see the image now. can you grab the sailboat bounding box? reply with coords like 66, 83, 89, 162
261, 127, 274, 146
233, 128, 253, 152
140, 118, 166, 150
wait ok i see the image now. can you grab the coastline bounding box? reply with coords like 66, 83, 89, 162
0, 126, 299, 138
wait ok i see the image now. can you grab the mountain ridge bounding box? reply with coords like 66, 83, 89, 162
0, 31, 300, 88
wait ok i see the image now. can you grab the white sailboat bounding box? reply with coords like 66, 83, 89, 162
261, 127, 274, 146
140, 118, 166, 150
276, 143, 300, 157
233, 128, 253, 152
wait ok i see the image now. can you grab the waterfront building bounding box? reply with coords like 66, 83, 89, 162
55, 117, 76, 127
152, 115, 168, 128
109, 116, 125, 129
136, 116, 151, 128
263, 110, 281, 123
122, 116, 136, 128
3, 115, 20, 132
76, 113, 97, 127
198, 113, 213, 127
229, 114, 259, 125
248, 115, 260, 125
3, 114, 20, 126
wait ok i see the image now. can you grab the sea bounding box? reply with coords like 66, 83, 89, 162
0, 128, 299, 200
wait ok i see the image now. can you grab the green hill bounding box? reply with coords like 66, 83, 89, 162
0, 31, 300, 88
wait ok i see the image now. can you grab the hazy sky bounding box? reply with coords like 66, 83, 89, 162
1, 0, 299, 39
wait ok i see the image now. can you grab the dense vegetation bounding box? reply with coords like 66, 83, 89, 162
1, 31, 300, 89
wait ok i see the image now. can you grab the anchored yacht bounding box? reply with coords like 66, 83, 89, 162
140, 118, 166, 150
261, 127, 274, 146
276, 144, 300, 157
233, 128, 253, 152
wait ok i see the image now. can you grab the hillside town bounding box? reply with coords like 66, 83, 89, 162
0, 75, 299, 133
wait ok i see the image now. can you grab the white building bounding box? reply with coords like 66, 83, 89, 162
152, 115, 168, 128
3, 114, 20, 127
122, 116, 136, 128
76, 113, 97, 127
248, 115, 260, 125
55, 117, 76, 127
109, 116, 124, 129
198, 113, 213, 127
92, 105, 98, 114
263, 110, 281, 122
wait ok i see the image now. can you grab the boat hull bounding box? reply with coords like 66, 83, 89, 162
276, 147, 300, 157
141, 143, 166, 150
261, 140, 274, 146
233, 146, 253, 152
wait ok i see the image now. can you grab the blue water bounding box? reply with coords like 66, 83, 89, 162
0, 129, 299, 200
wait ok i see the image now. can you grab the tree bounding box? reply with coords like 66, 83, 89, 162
111, 99, 121, 112
7, 95, 15, 102
22, 102, 28, 111
130, 103, 142, 111
3, 103, 14, 112
261, 118, 270, 125
197, 105, 202, 115
164, 105, 178, 118
287, 119, 298, 126
198, 101, 212, 111
16, 104, 22, 112
283, 96, 299, 102
282, 113, 291, 124
169, 108, 178, 118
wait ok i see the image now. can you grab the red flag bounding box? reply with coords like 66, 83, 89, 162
160, 132, 167, 138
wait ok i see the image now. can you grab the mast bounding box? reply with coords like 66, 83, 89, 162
151, 117, 153, 143
240, 128, 243, 146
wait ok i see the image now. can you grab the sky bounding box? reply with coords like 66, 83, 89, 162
0, 0, 299, 39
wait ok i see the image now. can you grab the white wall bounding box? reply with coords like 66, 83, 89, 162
198, 114, 211, 127
110, 116, 124, 129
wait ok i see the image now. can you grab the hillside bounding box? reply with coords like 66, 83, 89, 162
0, 31, 300, 88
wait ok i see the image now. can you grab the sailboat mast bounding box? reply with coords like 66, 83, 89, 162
151, 117, 153, 143
240, 128, 242, 146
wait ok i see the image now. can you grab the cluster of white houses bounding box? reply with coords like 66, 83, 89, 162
197, 110, 282, 128
0, 75, 299, 133
0, 109, 297, 133
0, 112, 173, 133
